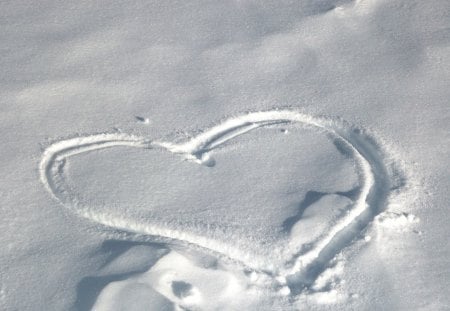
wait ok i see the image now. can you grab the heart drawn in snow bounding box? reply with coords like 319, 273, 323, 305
40, 111, 396, 281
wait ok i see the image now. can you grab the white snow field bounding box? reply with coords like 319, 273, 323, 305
1, 0, 449, 310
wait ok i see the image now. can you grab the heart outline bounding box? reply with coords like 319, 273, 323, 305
39, 110, 400, 289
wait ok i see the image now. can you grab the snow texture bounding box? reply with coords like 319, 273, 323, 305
1, 0, 449, 310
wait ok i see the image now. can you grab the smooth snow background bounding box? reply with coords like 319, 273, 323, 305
1, 0, 449, 310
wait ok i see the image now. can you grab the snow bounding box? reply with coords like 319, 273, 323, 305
1, 0, 449, 310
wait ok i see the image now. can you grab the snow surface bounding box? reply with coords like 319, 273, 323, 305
1, 0, 449, 310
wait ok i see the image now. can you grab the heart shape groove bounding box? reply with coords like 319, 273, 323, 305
39, 110, 399, 287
